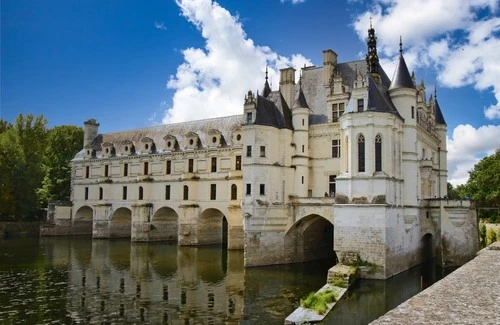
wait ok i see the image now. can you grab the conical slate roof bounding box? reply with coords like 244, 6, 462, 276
434, 99, 447, 125
389, 53, 414, 90
292, 87, 309, 109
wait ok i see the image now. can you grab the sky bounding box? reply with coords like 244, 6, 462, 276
1, 0, 499, 186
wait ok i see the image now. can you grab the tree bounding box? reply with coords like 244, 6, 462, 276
462, 150, 500, 222
38, 125, 84, 205
0, 128, 24, 218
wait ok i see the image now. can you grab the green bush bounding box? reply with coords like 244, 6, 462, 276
300, 290, 337, 315
487, 227, 497, 245
331, 278, 347, 288
479, 223, 487, 247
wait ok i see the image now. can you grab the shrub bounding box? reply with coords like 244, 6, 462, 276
300, 290, 337, 315
487, 227, 497, 245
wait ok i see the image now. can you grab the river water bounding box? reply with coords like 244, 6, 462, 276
0, 237, 448, 324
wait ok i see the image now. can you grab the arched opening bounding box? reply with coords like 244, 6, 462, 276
284, 215, 335, 263
183, 185, 189, 200
231, 184, 237, 200
151, 207, 179, 242
420, 233, 434, 262
375, 134, 382, 172
358, 133, 365, 172
73, 206, 93, 235
198, 208, 227, 246
110, 207, 132, 238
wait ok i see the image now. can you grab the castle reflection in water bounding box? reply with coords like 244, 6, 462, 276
45, 238, 244, 324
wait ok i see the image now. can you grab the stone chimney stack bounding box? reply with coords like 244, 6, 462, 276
323, 49, 337, 85
279, 67, 296, 109
83, 119, 99, 148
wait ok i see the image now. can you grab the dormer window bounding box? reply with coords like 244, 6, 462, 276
357, 99, 364, 112
232, 128, 243, 146
102, 142, 115, 158
208, 129, 224, 148
141, 137, 155, 154
163, 134, 178, 152
121, 140, 135, 156
247, 112, 253, 124
84, 144, 96, 159
185, 132, 200, 150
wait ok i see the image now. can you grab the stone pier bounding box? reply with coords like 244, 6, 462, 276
371, 242, 500, 324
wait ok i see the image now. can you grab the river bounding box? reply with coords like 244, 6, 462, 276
0, 237, 449, 324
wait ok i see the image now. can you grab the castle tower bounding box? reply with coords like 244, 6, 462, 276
291, 77, 310, 197
434, 88, 448, 198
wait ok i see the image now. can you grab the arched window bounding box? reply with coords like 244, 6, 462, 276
358, 134, 365, 172
183, 185, 189, 200
231, 184, 237, 200
139, 186, 144, 200
375, 134, 382, 172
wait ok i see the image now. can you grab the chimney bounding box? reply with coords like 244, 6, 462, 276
279, 67, 296, 109
83, 119, 99, 148
323, 49, 337, 85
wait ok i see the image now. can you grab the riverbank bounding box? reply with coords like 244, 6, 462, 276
0, 221, 41, 238
370, 242, 500, 324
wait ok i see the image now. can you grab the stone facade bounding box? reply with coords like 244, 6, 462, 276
48, 26, 478, 279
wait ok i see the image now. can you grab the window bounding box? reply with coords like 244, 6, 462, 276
165, 185, 170, 200
231, 184, 237, 200
357, 99, 364, 112
122, 186, 127, 200
302, 119, 305, 126
375, 134, 382, 172
210, 184, 216, 200
247, 112, 253, 124
260, 146, 266, 157
302, 145, 305, 153
302, 176, 304, 184
166, 160, 171, 175
104, 164, 109, 177
84, 187, 89, 200
329, 175, 336, 196
123, 163, 128, 177
139, 186, 144, 200
85, 166, 90, 178
183, 185, 189, 200
143, 162, 149, 175
235, 155, 241, 170
188, 159, 194, 173
99, 187, 103, 200
259, 184, 265, 195
246, 184, 251, 195
246, 146, 252, 157
211, 157, 217, 172
358, 134, 365, 172
332, 139, 341, 158
332, 103, 345, 122
411, 106, 415, 119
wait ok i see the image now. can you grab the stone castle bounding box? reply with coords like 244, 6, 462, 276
44, 26, 478, 279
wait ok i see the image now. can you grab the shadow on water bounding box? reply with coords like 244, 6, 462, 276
0, 238, 452, 324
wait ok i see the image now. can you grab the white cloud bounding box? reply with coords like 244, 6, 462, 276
163, 0, 312, 124
154, 21, 167, 31
447, 124, 500, 185
280, 0, 306, 4
352, 0, 500, 121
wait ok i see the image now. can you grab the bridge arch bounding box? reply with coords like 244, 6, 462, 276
110, 207, 132, 238
73, 206, 93, 235
151, 207, 179, 242
284, 214, 335, 263
198, 208, 228, 246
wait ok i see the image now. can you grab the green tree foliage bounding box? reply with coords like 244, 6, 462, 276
0, 126, 24, 217
462, 150, 500, 222
38, 125, 84, 205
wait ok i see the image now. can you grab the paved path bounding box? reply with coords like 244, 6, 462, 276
371, 242, 500, 325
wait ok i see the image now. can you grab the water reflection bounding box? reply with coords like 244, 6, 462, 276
0, 238, 448, 324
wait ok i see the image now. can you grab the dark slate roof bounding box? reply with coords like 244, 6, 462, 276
254, 93, 293, 129
389, 53, 415, 90
262, 80, 271, 98
434, 99, 447, 125
292, 87, 309, 109
74, 115, 244, 160
367, 75, 403, 119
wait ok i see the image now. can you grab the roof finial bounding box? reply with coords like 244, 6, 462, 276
370, 16, 372, 29
265, 66, 268, 81
434, 85, 437, 99
399, 36, 403, 55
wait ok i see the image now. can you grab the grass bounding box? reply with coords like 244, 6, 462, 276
331, 278, 347, 288
300, 290, 337, 315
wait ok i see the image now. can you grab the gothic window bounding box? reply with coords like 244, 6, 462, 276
375, 134, 382, 172
139, 186, 143, 200
357, 99, 364, 112
183, 185, 189, 200
246, 146, 252, 157
235, 155, 241, 170
166, 160, 171, 175
358, 134, 365, 172
188, 159, 194, 173
123, 163, 128, 177
329, 175, 336, 196
122, 186, 127, 200
231, 184, 237, 200
332, 139, 341, 158
165, 185, 170, 200
211, 157, 217, 172
210, 184, 216, 200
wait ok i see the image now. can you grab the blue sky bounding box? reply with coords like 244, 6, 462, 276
2, 0, 499, 185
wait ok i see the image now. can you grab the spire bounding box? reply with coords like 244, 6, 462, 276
389, 36, 415, 90
434, 86, 447, 125
366, 21, 380, 82
292, 70, 309, 109
262, 66, 272, 98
